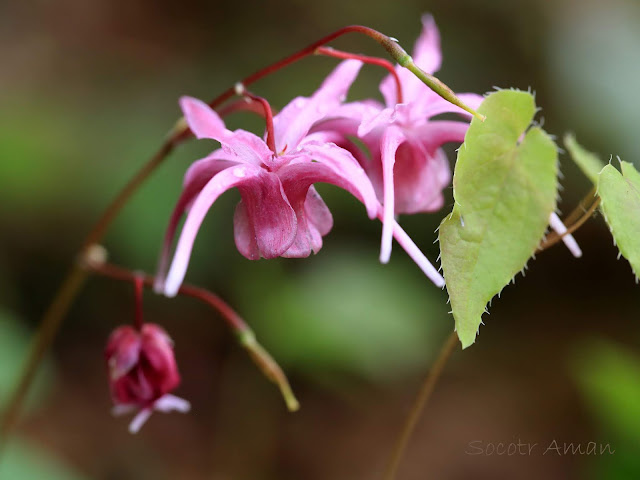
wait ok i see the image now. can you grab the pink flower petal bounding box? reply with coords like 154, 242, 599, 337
281, 186, 333, 258
128, 408, 153, 434
393, 141, 451, 215
162, 165, 268, 296
379, 126, 405, 263
273, 60, 363, 153
380, 15, 442, 107
416, 92, 485, 120
180, 96, 272, 166
413, 15, 443, 76
232, 173, 298, 260
155, 155, 239, 292
153, 394, 191, 413
409, 120, 470, 152
282, 142, 378, 220
105, 326, 141, 380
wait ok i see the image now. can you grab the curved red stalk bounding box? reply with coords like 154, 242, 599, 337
239, 90, 277, 153
315, 46, 404, 104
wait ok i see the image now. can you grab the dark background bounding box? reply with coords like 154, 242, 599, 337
1, 0, 639, 478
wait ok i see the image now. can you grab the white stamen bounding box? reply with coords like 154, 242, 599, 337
386, 216, 444, 287
128, 409, 153, 434
154, 394, 191, 413
549, 212, 582, 258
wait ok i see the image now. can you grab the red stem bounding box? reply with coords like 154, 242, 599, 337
133, 275, 144, 330
207, 25, 392, 111
315, 46, 404, 104
217, 98, 269, 119
240, 90, 277, 153
89, 261, 249, 333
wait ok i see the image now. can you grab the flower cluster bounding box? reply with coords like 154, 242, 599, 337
98, 14, 582, 434
154, 16, 476, 296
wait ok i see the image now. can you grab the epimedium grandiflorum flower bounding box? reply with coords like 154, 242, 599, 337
155, 59, 446, 297
313, 15, 484, 263
105, 323, 190, 433
155, 60, 380, 297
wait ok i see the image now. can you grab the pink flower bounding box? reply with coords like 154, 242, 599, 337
105, 323, 190, 433
155, 60, 381, 297
315, 15, 484, 263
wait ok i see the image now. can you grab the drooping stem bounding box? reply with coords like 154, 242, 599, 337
0, 22, 474, 449
208, 25, 481, 119
86, 259, 298, 411
0, 133, 184, 450
132, 275, 145, 330
382, 331, 459, 480
315, 46, 404, 104
564, 186, 598, 227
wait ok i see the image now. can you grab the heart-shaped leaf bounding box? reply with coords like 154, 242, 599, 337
598, 160, 640, 280
439, 90, 558, 348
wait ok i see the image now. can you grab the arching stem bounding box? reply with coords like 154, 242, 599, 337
315, 46, 404, 104
382, 331, 459, 480
87, 259, 299, 412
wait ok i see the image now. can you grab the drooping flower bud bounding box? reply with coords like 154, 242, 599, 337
105, 323, 190, 433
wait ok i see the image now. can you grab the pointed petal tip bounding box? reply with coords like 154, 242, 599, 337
128, 408, 153, 434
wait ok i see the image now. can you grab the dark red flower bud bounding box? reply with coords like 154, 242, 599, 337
105, 323, 189, 433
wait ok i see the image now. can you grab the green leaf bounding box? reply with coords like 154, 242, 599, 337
439, 90, 558, 348
564, 133, 606, 184
598, 161, 640, 279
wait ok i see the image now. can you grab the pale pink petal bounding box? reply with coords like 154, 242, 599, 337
105, 326, 142, 381
162, 165, 266, 297
153, 394, 191, 413
128, 408, 153, 434
549, 212, 582, 258
415, 92, 485, 120
183, 150, 238, 188
357, 107, 396, 137
412, 15, 442, 76
154, 156, 239, 292
273, 60, 363, 153
304, 186, 333, 237
279, 186, 334, 258
179, 95, 226, 138
409, 120, 470, 151
180, 96, 271, 165
380, 16, 446, 108
232, 174, 297, 260
357, 103, 414, 137
379, 126, 405, 263
393, 142, 451, 215
125, 395, 190, 434
283, 142, 378, 219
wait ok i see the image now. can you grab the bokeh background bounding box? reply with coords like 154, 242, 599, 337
1, 0, 640, 478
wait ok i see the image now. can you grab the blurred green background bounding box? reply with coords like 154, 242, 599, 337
1, 0, 639, 478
